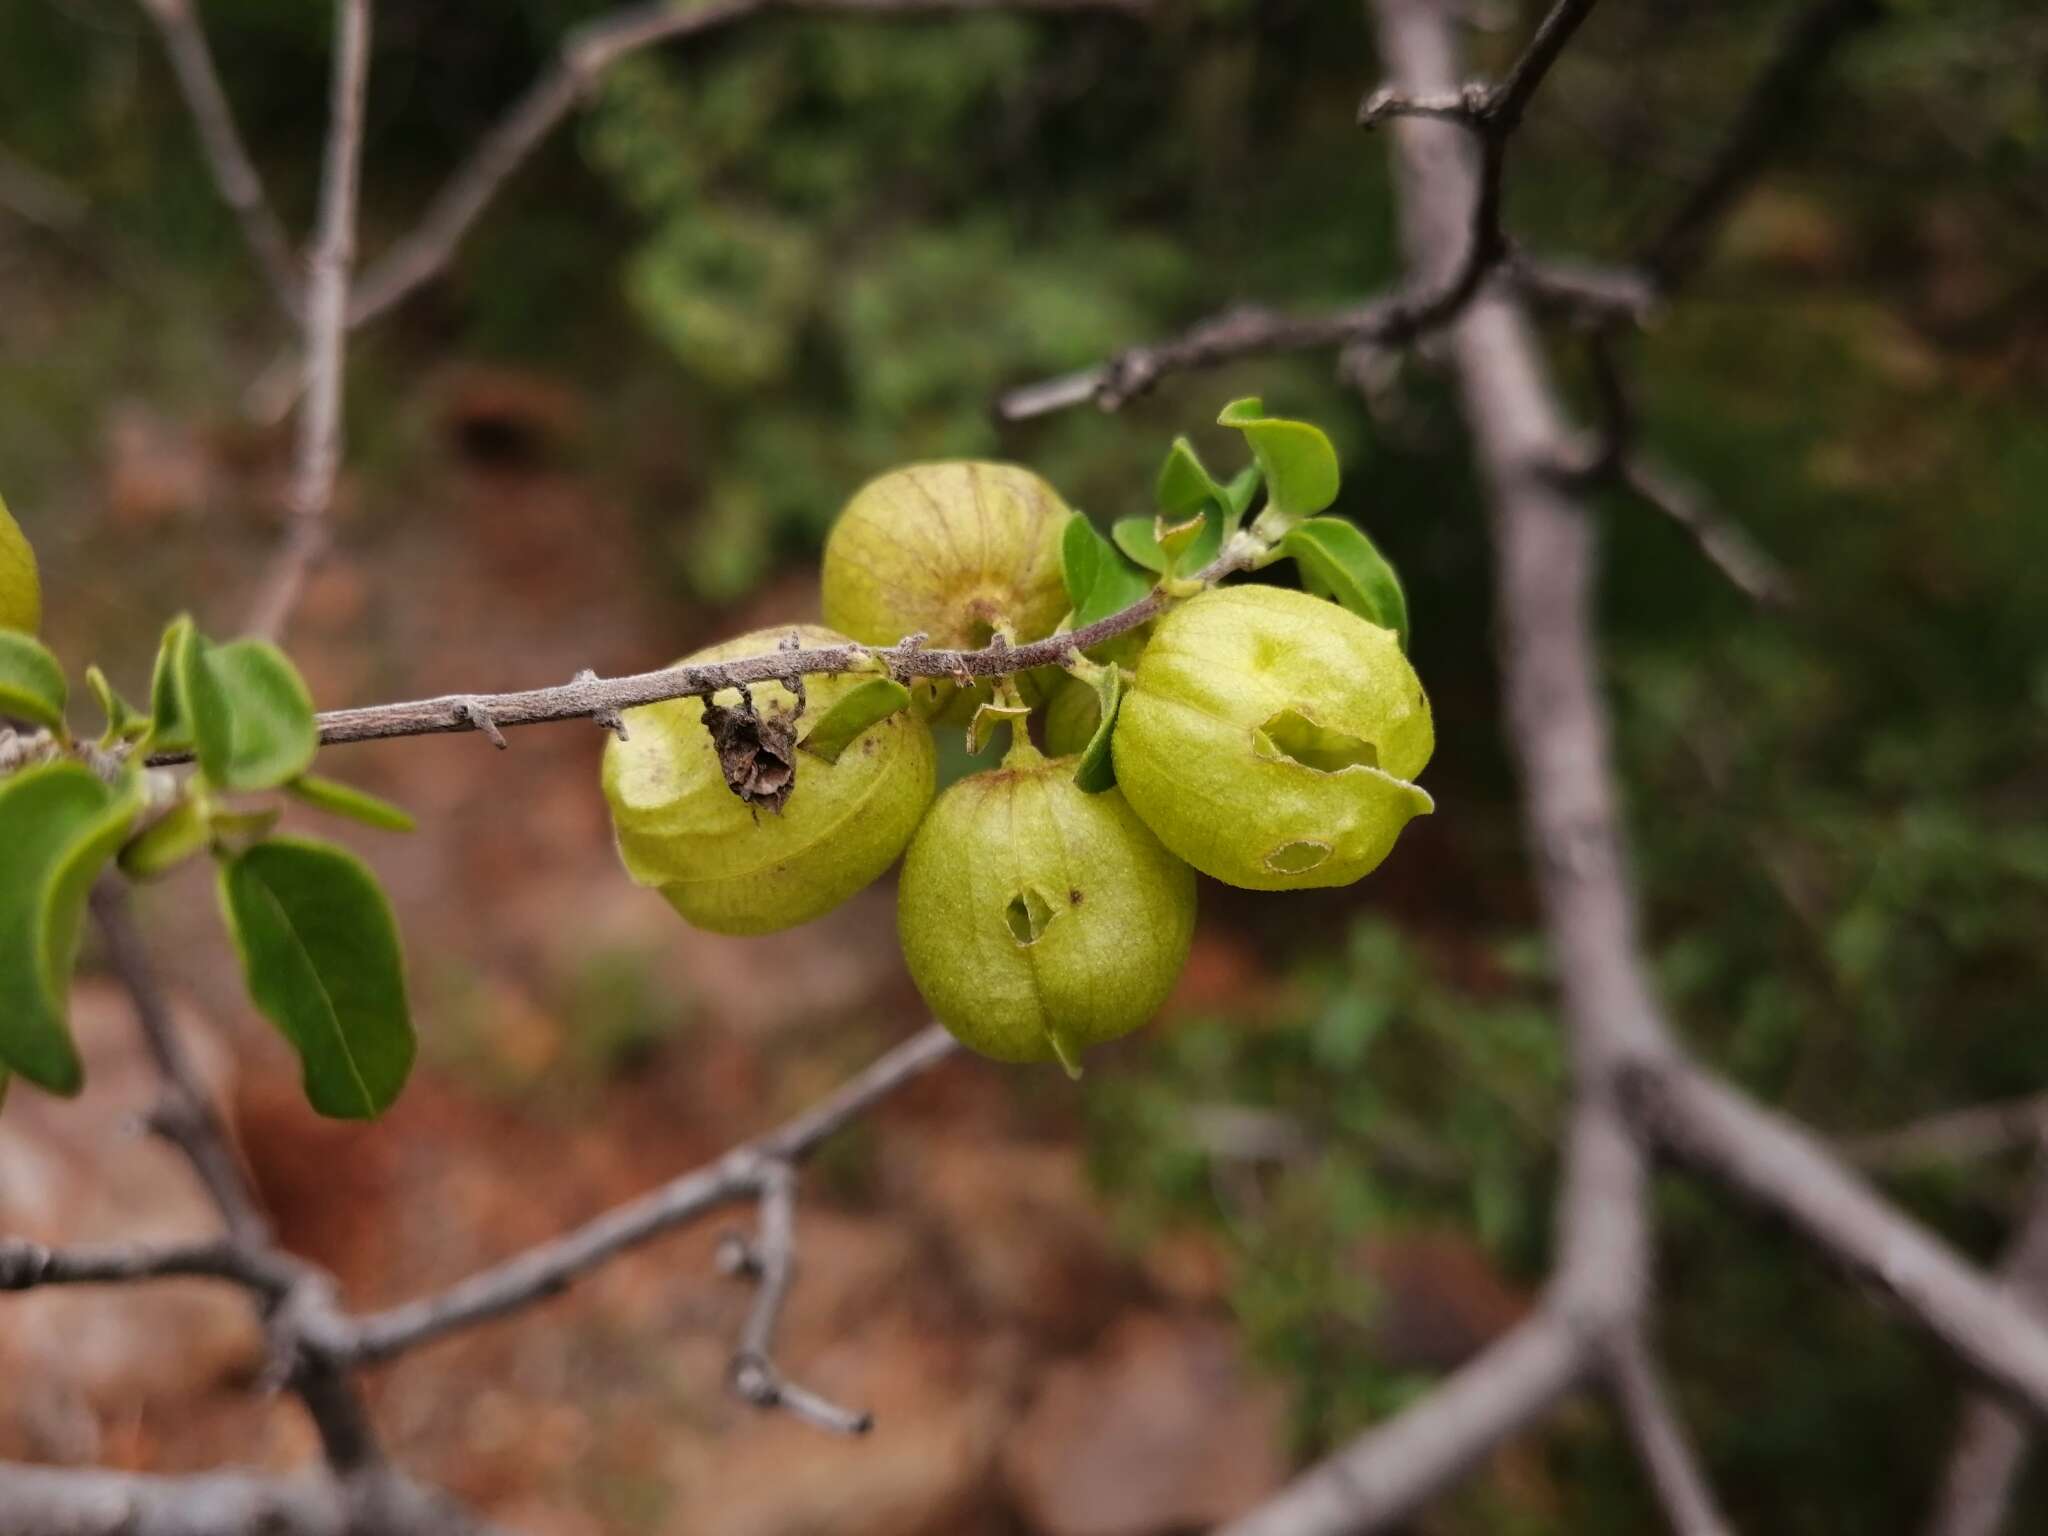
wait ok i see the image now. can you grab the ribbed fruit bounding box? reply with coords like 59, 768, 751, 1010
897, 750, 1195, 1073
602, 625, 935, 935
1113, 584, 1433, 891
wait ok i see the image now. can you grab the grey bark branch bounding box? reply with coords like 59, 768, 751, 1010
246, 0, 372, 644
90, 883, 270, 1249
1847, 1094, 2048, 1173
1630, 1063, 2048, 1414
135, 0, 304, 319
1920, 1151, 2048, 1536
88, 882, 386, 1476
148, 541, 1256, 764
1216, 1306, 1592, 1536
330, 1024, 957, 1364
0, 1463, 510, 1536
723, 1161, 875, 1435
998, 0, 1603, 422
1223, 3, 2048, 1531
1607, 1329, 1736, 1536
1219, 7, 1657, 1526
347, 0, 1145, 328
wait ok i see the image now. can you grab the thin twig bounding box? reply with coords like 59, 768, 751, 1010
1641, 0, 1880, 292
1606, 1329, 1736, 1536
0, 1235, 296, 1295
246, 0, 373, 644
1630, 1060, 2048, 1415
995, 259, 1637, 420
150, 539, 1256, 763
91, 882, 386, 1475
135, 0, 304, 318
1217, 1307, 1593, 1536
724, 1162, 874, 1434
347, 0, 1145, 327
997, 0, 1601, 421
323, 1025, 957, 1364
1846, 1094, 2048, 1173
90, 882, 271, 1248
0, 1462, 513, 1536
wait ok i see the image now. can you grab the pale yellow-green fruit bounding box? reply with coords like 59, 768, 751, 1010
823, 461, 1071, 649
824, 462, 1071, 725
1113, 584, 1433, 892
0, 492, 41, 633
897, 748, 1196, 1073
602, 624, 936, 935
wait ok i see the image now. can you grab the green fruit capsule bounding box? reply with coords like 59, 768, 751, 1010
897, 746, 1196, 1075
0, 491, 41, 634
823, 462, 1070, 724
1113, 584, 1433, 891
602, 625, 935, 936
823, 462, 1071, 649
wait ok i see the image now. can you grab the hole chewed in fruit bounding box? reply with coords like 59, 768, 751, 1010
1265, 840, 1332, 875
1005, 886, 1057, 945
1252, 709, 1380, 774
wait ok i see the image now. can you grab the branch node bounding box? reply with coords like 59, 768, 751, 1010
573, 668, 628, 740
453, 698, 509, 749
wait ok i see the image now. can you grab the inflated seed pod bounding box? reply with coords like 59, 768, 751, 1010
0, 491, 40, 633
602, 625, 935, 935
1112, 584, 1433, 891
823, 461, 1071, 648
897, 747, 1196, 1073
822, 462, 1071, 722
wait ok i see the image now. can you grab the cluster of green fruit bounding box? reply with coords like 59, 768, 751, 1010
601, 424, 1432, 1075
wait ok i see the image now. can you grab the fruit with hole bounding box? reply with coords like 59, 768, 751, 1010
896, 746, 1195, 1073
1112, 584, 1432, 891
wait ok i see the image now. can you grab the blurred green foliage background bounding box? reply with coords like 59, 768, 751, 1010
2, 0, 2046, 1528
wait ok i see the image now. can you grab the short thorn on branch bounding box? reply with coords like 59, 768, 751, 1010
453, 698, 509, 749
573, 668, 628, 741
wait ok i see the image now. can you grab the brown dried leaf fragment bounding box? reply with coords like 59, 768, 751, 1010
701, 693, 798, 813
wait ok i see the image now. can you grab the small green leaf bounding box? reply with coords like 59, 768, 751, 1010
203, 638, 318, 790
286, 774, 417, 833
1112, 516, 1171, 574
966, 700, 1031, 756
1223, 464, 1263, 520
1218, 399, 1339, 531
1155, 436, 1225, 519
119, 799, 211, 880
1072, 665, 1124, 794
218, 837, 415, 1119
178, 627, 235, 782
1155, 509, 1211, 569
0, 762, 142, 1094
796, 678, 913, 765
208, 807, 283, 844
1282, 516, 1410, 648
85, 665, 146, 743
147, 616, 196, 752
0, 629, 66, 732
1062, 514, 1153, 628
